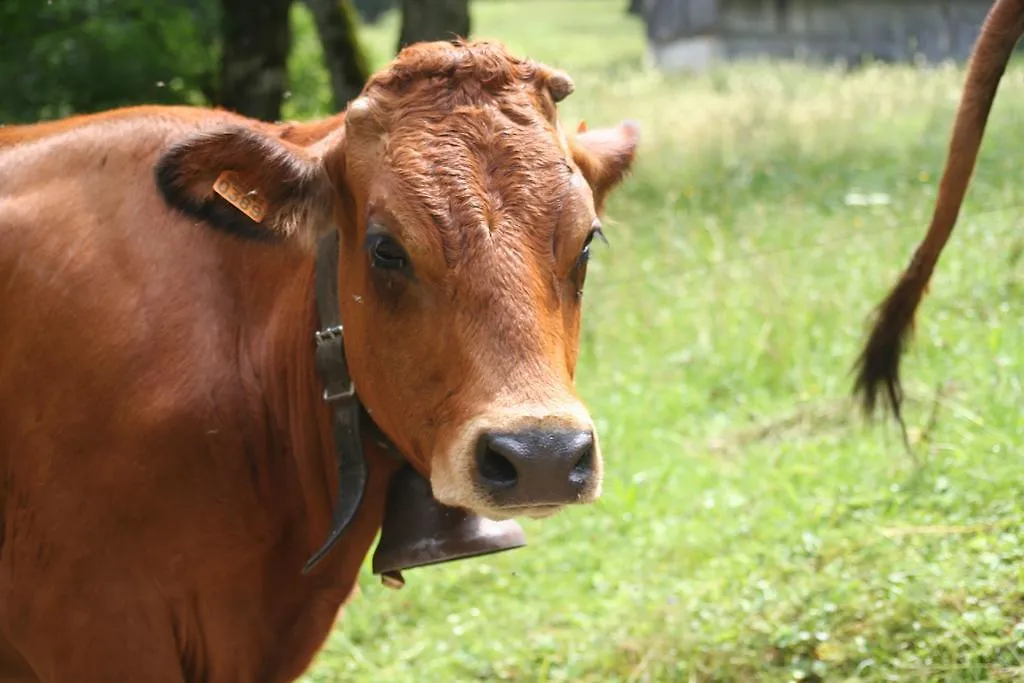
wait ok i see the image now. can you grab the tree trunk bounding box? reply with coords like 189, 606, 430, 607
219, 0, 293, 121
397, 0, 470, 51
627, 0, 643, 15
303, 0, 370, 110
353, 0, 396, 24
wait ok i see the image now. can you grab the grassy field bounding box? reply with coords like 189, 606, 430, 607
293, 2, 1024, 681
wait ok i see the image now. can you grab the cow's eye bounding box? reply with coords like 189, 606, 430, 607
576, 225, 607, 270
366, 233, 408, 271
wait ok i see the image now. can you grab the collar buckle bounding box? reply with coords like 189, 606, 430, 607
314, 324, 356, 403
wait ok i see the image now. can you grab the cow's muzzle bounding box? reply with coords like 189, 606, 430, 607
474, 428, 597, 507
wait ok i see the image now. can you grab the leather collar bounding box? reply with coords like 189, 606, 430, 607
302, 229, 401, 574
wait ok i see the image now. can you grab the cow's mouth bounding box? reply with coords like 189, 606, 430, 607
484, 503, 565, 520
370, 464, 527, 589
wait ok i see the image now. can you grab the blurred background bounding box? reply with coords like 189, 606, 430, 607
5, 1, 1023, 681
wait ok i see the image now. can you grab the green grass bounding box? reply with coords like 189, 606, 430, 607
295, 2, 1024, 681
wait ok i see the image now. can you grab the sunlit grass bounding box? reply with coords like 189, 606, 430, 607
297, 2, 1024, 681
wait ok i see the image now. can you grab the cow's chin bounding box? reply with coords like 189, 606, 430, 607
471, 503, 567, 521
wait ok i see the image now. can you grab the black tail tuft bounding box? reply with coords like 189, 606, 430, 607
852, 272, 926, 423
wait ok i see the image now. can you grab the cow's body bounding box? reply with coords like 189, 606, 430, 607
0, 110, 397, 682
0, 39, 638, 682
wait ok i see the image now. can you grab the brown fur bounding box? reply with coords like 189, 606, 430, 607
852, 0, 1024, 420
0, 40, 637, 682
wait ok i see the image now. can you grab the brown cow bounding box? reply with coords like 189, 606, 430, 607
0, 39, 639, 682
853, 0, 1023, 421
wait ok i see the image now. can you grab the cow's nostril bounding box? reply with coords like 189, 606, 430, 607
569, 441, 593, 486
476, 440, 519, 489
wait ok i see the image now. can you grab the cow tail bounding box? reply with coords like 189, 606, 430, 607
853, 0, 1024, 423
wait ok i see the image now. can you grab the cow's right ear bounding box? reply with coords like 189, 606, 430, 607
155, 125, 334, 248
569, 120, 640, 213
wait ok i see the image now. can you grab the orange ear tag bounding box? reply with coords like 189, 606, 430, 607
577, 120, 588, 133
213, 170, 268, 223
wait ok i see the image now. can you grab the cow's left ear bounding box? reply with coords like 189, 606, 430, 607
569, 120, 640, 212
155, 125, 334, 248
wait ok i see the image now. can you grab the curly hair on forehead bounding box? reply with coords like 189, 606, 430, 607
367, 39, 536, 91
358, 39, 574, 124
339, 39, 596, 248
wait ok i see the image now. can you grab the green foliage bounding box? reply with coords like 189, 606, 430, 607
0, 0, 373, 124
0, 0, 218, 123
300, 2, 1024, 681
284, 2, 335, 120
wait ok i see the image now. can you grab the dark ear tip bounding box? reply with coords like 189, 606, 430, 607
546, 70, 575, 102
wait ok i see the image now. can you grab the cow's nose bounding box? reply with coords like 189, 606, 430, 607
474, 429, 595, 505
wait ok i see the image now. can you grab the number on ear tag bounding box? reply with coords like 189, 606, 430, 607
213, 170, 268, 223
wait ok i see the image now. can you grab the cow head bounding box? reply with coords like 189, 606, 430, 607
156, 40, 639, 522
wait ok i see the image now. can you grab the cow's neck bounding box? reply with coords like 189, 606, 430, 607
305, 229, 396, 573
241, 236, 397, 580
